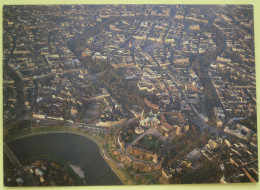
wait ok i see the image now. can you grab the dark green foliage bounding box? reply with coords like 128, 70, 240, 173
98, 69, 148, 111
181, 159, 223, 184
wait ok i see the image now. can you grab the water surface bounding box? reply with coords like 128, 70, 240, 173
7, 133, 122, 185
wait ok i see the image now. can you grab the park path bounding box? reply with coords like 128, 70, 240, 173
131, 127, 161, 146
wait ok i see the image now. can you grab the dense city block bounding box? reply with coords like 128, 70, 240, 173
3, 5, 257, 186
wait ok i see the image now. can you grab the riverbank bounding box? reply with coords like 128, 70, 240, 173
70, 127, 134, 185
4, 126, 131, 185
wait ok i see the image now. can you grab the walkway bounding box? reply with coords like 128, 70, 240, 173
131, 127, 161, 146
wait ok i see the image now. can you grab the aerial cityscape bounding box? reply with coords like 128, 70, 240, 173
3, 4, 258, 186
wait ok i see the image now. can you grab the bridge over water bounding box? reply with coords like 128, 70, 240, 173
4, 144, 37, 186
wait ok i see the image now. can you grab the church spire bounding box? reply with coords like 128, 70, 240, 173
141, 110, 145, 121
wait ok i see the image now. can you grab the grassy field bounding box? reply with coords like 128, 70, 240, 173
5, 127, 32, 141
4, 126, 71, 142
104, 154, 134, 185
32, 126, 70, 133
126, 166, 160, 184
136, 135, 163, 151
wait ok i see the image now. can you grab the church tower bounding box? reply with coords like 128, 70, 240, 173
129, 38, 132, 48
141, 110, 145, 121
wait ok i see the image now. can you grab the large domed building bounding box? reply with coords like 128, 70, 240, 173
139, 110, 160, 127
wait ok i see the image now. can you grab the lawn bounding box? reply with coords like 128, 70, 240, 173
136, 135, 163, 151
32, 126, 70, 133
5, 126, 72, 141
121, 124, 140, 144
4, 127, 32, 141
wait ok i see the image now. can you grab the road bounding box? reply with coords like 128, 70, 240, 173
77, 123, 110, 134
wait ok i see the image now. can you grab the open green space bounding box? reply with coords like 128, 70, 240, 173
4, 125, 71, 141
32, 126, 70, 133
123, 132, 139, 144
98, 68, 149, 112
136, 135, 163, 151
121, 123, 140, 144
125, 165, 160, 184
4, 127, 32, 141
105, 159, 134, 185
